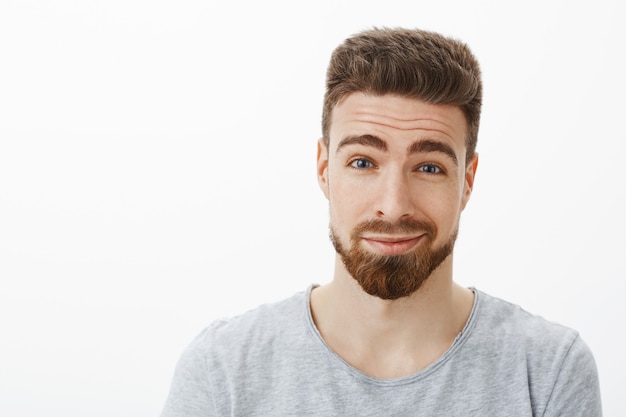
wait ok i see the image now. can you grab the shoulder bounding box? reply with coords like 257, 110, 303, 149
473, 290, 579, 347
468, 289, 594, 381
186, 288, 309, 360
468, 290, 601, 415
160, 288, 312, 416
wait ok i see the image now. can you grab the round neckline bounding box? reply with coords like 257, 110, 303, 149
303, 284, 481, 386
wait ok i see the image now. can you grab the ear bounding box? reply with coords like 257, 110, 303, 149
461, 152, 479, 210
317, 138, 330, 200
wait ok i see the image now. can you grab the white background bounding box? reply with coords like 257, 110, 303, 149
1, 0, 624, 415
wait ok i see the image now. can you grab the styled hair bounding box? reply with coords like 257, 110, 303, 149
322, 27, 482, 164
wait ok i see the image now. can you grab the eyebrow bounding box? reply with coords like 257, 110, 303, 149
336, 134, 458, 167
336, 135, 387, 152
408, 139, 458, 167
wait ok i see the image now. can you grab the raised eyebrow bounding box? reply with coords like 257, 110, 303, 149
335, 135, 388, 153
407, 139, 458, 167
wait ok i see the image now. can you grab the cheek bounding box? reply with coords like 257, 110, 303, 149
419, 187, 464, 228
328, 190, 358, 223
328, 183, 370, 228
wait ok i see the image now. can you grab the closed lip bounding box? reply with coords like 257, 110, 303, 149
361, 234, 425, 255
361, 234, 424, 243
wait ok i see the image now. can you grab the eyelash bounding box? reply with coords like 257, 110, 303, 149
348, 158, 375, 169
348, 158, 445, 175
415, 163, 445, 175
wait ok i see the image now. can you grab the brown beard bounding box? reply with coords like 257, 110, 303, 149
330, 218, 457, 300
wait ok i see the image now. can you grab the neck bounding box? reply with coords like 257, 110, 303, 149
310, 254, 474, 379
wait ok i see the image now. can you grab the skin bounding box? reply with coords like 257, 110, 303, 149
311, 92, 479, 379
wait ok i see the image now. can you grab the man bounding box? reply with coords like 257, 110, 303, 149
160, 27, 602, 416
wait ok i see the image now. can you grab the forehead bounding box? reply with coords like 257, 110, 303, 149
329, 93, 467, 152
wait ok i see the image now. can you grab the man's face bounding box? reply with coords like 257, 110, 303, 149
317, 93, 478, 299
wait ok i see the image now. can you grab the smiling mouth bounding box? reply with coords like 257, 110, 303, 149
361, 235, 424, 256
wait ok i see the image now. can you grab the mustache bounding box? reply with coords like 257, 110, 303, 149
351, 218, 436, 237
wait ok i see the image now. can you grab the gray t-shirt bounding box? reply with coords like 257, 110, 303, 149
160, 287, 601, 416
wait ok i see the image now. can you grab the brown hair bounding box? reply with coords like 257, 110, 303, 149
322, 27, 482, 164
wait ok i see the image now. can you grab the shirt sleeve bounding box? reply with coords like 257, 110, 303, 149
160, 329, 217, 417
542, 334, 602, 417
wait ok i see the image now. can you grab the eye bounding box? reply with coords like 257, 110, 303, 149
349, 158, 375, 169
417, 164, 443, 174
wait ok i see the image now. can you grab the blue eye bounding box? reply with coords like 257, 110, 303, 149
350, 159, 374, 169
418, 164, 441, 174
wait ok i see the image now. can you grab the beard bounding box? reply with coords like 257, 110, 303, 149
330, 218, 458, 300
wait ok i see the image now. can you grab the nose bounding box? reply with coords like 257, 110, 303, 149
375, 170, 415, 223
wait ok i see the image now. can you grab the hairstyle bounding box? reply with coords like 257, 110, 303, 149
322, 27, 482, 164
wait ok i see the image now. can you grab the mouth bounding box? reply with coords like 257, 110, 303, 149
361, 235, 424, 256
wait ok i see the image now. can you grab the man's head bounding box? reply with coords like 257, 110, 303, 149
322, 27, 482, 165
317, 28, 482, 300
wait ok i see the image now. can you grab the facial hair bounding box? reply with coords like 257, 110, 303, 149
330, 218, 458, 300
